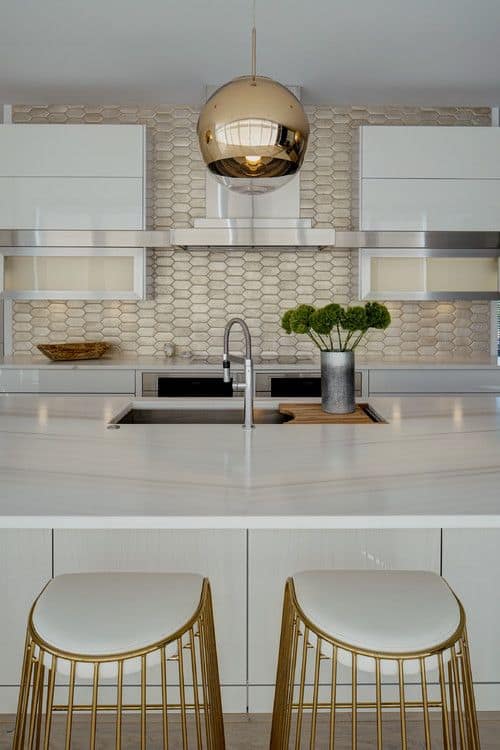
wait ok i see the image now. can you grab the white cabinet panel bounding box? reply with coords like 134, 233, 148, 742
361, 178, 500, 231
53, 530, 247, 688
248, 529, 440, 695
0, 124, 144, 177
361, 126, 500, 179
369, 369, 500, 394
0, 530, 52, 685
0, 177, 143, 230
0, 368, 136, 394
442, 530, 500, 688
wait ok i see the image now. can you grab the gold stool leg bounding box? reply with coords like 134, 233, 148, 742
13, 636, 33, 750
270, 582, 298, 750
460, 632, 481, 750
201, 582, 226, 750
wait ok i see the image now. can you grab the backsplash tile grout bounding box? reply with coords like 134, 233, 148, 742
11, 104, 492, 359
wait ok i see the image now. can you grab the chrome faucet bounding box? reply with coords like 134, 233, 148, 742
223, 318, 254, 430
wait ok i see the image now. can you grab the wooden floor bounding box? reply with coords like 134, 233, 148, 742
1, 712, 499, 748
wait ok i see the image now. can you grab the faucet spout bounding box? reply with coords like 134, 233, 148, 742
222, 318, 254, 430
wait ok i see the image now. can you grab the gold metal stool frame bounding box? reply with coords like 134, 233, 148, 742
270, 578, 480, 750
13, 578, 225, 749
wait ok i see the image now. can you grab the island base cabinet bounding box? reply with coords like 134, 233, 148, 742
442, 529, 500, 711
248, 529, 441, 712
0, 530, 52, 712
53, 530, 247, 712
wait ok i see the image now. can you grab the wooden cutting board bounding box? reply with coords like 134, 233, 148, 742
279, 402, 381, 424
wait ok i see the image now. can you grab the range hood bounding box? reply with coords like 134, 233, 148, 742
169, 173, 335, 247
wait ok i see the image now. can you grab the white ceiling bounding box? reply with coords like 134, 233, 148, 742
1, 0, 499, 107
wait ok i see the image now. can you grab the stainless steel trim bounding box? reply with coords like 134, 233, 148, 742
361, 291, 500, 300
335, 231, 500, 250
1, 229, 500, 251
0, 230, 171, 248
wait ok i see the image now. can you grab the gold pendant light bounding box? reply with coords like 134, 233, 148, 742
197, 2, 310, 194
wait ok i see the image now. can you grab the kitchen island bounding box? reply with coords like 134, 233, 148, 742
1, 394, 500, 714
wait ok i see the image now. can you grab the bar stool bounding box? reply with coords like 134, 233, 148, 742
13, 572, 225, 749
270, 570, 480, 750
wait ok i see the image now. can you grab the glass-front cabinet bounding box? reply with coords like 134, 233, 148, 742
359, 250, 500, 300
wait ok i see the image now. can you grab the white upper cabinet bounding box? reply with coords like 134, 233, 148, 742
0, 124, 144, 177
361, 178, 500, 231
360, 126, 500, 179
0, 177, 143, 230
0, 124, 146, 230
359, 126, 500, 231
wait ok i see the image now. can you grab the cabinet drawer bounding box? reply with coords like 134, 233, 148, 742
0, 368, 136, 394
369, 369, 500, 394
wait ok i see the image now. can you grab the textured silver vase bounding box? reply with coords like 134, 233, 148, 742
321, 350, 356, 414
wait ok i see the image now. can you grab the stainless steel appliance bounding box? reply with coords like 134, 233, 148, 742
141, 360, 363, 398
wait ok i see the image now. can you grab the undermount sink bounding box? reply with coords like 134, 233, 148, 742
114, 407, 292, 425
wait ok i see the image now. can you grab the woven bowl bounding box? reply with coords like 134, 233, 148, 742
37, 342, 111, 361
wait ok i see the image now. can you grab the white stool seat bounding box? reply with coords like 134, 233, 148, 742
33, 572, 204, 656
293, 570, 461, 672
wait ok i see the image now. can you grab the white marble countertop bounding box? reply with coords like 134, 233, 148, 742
0, 354, 499, 370
1, 394, 500, 529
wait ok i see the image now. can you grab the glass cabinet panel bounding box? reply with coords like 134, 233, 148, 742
1, 249, 145, 300
360, 251, 500, 300
427, 258, 498, 293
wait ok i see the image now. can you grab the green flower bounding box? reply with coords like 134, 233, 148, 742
310, 303, 342, 335
281, 309, 294, 334
365, 302, 391, 329
289, 304, 316, 334
340, 306, 368, 332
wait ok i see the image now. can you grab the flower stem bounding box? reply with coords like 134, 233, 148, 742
336, 323, 342, 350
351, 330, 367, 350
307, 331, 324, 350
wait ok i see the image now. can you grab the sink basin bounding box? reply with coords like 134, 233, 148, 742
114, 407, 292, 425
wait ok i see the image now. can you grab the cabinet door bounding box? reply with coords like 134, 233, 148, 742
361, 178, 500, 231
53, 530, 246, 690
360, 126, 500, 179
0, 124, 144, 178
0, 369, 136, 394
248, 529, 440, 710
359, 251, 500, 301
442, 529, 500, 710
2, 248, 146, 301
0, 531, 52, 710
0, 177, 143, 230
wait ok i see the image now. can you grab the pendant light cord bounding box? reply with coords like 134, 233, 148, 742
251, 0, 257, 83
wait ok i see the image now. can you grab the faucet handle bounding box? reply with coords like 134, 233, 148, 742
223, 358, 231, 384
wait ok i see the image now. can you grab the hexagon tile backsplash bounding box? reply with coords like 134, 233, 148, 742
11, 104, 492, 359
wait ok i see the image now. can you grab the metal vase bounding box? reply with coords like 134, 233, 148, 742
321, 350, 356, 414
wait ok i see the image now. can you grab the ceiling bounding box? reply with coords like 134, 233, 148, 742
1, 0, 499, 107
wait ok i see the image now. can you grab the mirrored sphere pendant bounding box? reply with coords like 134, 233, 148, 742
197, 75, 310, 194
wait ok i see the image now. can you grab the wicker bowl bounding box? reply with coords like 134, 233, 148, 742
37, 342, 111, 361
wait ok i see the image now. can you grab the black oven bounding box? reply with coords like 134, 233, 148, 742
142, 370, 361, 398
